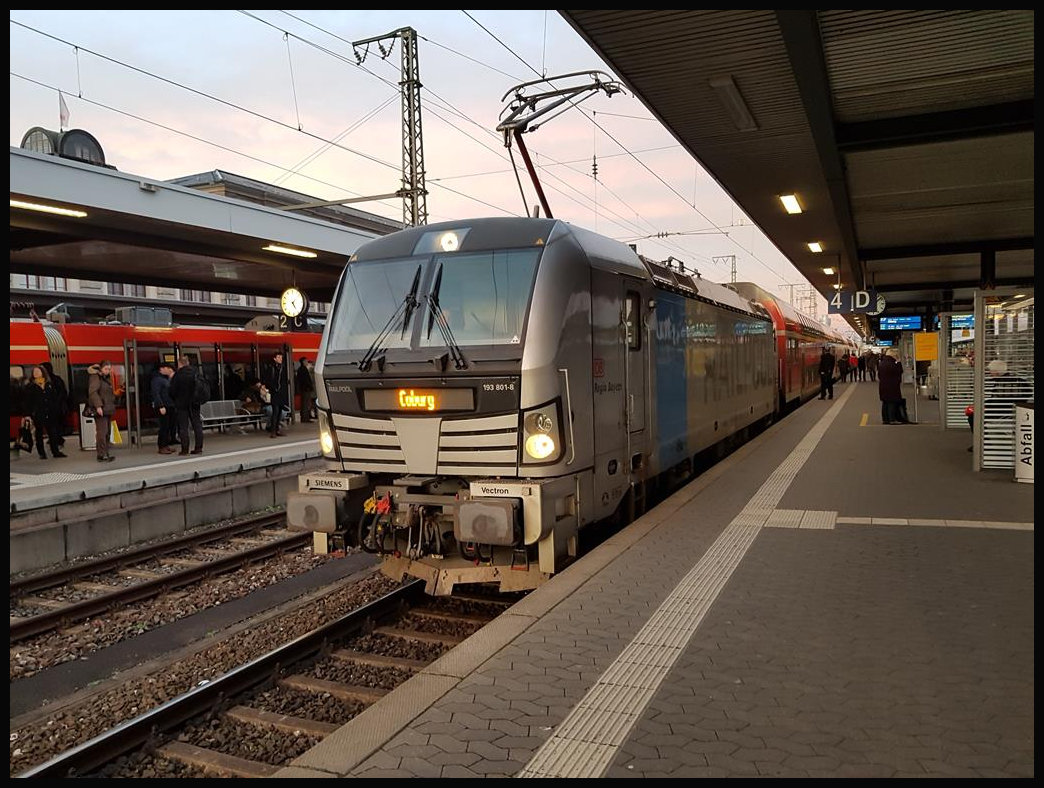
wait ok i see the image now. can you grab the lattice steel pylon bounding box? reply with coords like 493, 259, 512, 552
797, 285, 818, 317
713, 255, 737, 283
352, 27, 428, 227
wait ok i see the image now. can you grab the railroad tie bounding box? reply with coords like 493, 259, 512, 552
330, 648, 430, 673
154, 741, 279, 778
409, 608, 496, 625
224, 704, 338, 737
373, 625, 466, 648
278, 674, 390, 704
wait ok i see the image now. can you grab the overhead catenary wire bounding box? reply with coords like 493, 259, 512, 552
12, 12, 690, 255
458, 11, 789, 282
13, 11, 796, 288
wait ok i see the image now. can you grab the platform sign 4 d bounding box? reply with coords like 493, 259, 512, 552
828, 289, 885, 315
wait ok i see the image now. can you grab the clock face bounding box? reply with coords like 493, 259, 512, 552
281, 288, 308, 318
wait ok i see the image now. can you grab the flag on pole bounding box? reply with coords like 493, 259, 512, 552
59, 92, 70, 130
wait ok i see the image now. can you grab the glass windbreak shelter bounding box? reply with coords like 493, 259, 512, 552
971, 289, 1034, 471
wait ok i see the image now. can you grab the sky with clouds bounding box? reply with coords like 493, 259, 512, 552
10, 10, 854, 334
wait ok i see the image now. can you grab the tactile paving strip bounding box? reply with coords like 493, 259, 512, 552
519, 388, 854, 778
10, 472, 90, 488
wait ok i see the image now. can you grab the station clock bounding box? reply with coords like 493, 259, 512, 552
280, 287, 309, 319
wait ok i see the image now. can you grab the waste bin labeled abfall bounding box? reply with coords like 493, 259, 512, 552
1014, 401, 1033, 483
80, 410, 96, 451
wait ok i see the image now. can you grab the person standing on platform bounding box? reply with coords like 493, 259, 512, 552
265, 351, 289, 437
223, 363, 245, 401
41, 361, 69, 448
152, 362, 177, 454
878, 349, 907, 424
818, 346, 836, 400
857, 352, 867, 382
296, 358, 316, 423
169, 356, 204, 456
867, 350, 879, 382
87, 360, 117, 462
27, 365, 67, 459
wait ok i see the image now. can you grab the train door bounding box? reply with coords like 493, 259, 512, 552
123, 338, 141, 447
43, 325, 74, 435
590, 270, 628, 521
624, 288, 647, 439
623, 284, 649, 518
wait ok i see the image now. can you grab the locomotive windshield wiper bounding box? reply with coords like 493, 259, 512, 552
359, 265, 421, 372
425, 265, 467, 370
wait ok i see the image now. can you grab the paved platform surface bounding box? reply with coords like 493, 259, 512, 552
10, 424, 321, 513
274, 379, 1033, 779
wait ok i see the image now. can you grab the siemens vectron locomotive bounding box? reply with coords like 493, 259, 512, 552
289, 217, 848, 594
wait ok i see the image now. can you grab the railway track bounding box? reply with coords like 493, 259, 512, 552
21, 581, 519, 778
10, 511, 305, 643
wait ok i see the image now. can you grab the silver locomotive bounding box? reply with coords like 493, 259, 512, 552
290, 217, 778, 594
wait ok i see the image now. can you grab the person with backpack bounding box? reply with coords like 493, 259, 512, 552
169, 355, 204, 455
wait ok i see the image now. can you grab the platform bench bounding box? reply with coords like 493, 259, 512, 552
199, 400, 266, 433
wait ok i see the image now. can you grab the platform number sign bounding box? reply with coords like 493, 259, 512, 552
828, 289, 885, 315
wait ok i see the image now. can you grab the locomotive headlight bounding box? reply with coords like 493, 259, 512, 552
320, 429, 335, 455
438, 231, 459, 252
317, 411, 337, 458
525, 433, 556, 459
522, 401, 562, 463
524, 411, 553, 434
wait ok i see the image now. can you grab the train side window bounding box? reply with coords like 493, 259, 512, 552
624, 291, 641, 350
10, 365, 31, 416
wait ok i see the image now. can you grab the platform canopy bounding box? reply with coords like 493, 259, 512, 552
561, 10, 1034, 326
10, 146, 381, 303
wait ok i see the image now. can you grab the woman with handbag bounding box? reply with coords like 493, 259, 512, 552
87, 360, 117, 462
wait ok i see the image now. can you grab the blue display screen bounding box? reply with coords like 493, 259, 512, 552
878, 315, 922, 331
950, 314, 973, 328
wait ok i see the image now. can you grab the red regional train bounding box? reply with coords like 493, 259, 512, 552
731, 281, 855, 410
11, 319, 321, 444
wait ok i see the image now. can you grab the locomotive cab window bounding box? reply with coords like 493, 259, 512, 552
420, 249, 540, 348
625, 291, 641, 350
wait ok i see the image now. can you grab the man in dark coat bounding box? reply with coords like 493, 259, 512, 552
296, 358, 316, 423
264, 351, 289, 437
877, 349, 907, 423
818, 346, 836, 400
169, 356, 204, 455
867, 351, 880, 382
41, 361, 69, 448
151, 362, 177, 454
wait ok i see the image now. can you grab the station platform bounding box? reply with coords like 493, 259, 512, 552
10, 425, 321, 512
10, 424, 323, 575
277, 378, 1034, 779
